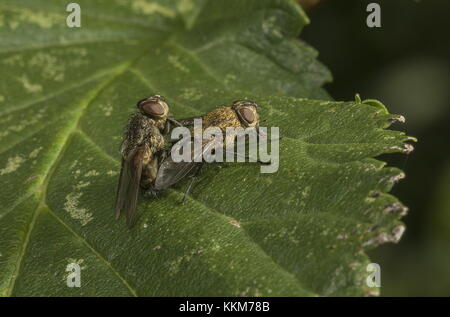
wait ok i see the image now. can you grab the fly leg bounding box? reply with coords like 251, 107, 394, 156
181, 163, 203, 204
167, 118, 184, 128
162, 118, 184, 137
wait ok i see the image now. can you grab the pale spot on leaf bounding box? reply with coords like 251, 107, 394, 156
131, 0, 176, 18
17, 75, 42, 93
0, 155, 25, 175
168, 55, 189, 73
84, 170, 100, 177
29, 147, 43, 159
64, 192, 93, 226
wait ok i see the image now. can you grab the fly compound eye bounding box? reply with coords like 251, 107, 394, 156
239, 107, 255, 124
139, 100, 165, 116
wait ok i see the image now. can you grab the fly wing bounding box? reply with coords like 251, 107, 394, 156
114, 148, 144, 227
154, 136, 197, 190
154, 157, 196, 191
154, 137, 220, 190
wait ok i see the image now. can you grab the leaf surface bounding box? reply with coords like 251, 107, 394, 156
0, 0, 411, 296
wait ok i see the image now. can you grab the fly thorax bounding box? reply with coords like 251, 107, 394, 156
204, 106, 241, 130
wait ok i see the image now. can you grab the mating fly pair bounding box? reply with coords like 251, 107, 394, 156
115, 96, 264, 227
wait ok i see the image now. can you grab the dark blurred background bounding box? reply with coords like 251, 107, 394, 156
299, 0, 450, 296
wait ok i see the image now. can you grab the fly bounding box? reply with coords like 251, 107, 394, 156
154, 100, 268, 202
114, 95, 180, 227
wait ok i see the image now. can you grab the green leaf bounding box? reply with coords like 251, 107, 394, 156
0, 0, 412, 296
